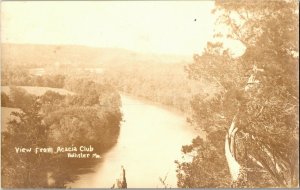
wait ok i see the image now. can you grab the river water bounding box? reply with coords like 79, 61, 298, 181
69, 95, 198, 188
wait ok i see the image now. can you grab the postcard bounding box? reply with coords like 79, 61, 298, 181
1, 0, 299, 188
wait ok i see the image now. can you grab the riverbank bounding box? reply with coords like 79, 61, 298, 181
120, 92, 189, 117
68, 95, 198, 188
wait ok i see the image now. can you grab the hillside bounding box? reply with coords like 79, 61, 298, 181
1, 43, 216, 113
1, 43, 191, 68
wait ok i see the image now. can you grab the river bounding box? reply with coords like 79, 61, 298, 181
69, 95, 198, 188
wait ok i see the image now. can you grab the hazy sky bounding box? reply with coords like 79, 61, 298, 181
1, 1, 244, 56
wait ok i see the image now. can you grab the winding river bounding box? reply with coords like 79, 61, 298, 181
69, 95, 198, 188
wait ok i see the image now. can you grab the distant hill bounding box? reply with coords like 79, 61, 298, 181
1, 43, 192, 68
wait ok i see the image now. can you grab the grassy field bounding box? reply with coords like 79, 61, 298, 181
2, 86, 74, 96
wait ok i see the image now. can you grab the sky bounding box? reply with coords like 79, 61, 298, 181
1, 1, 244, 56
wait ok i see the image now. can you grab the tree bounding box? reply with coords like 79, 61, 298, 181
40, 90, 65, 104
176, 136, 231, 188
8, 86, 35, 110
178, 0, 299, 188
1, 92, 11, 107
1, 99, 50, 188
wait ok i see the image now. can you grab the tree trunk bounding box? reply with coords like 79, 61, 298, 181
225, 116, 248, 187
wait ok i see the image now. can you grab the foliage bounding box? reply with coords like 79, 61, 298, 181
1, 92, 11, 107
1, 77, 122, 187
44, 106, 120, 151
8, 86, 36, 110
64, 77, 121, 108
1, 99, 50, 188
177, 0, 299, 188
176, 136, 231, 188
1, 66, 65, 88
103, 62, 218, 113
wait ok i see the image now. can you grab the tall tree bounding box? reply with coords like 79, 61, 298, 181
1, 99, 50, 188
178, 0, 299, 188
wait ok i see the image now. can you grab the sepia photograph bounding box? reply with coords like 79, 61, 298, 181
0, 0, 299, 188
